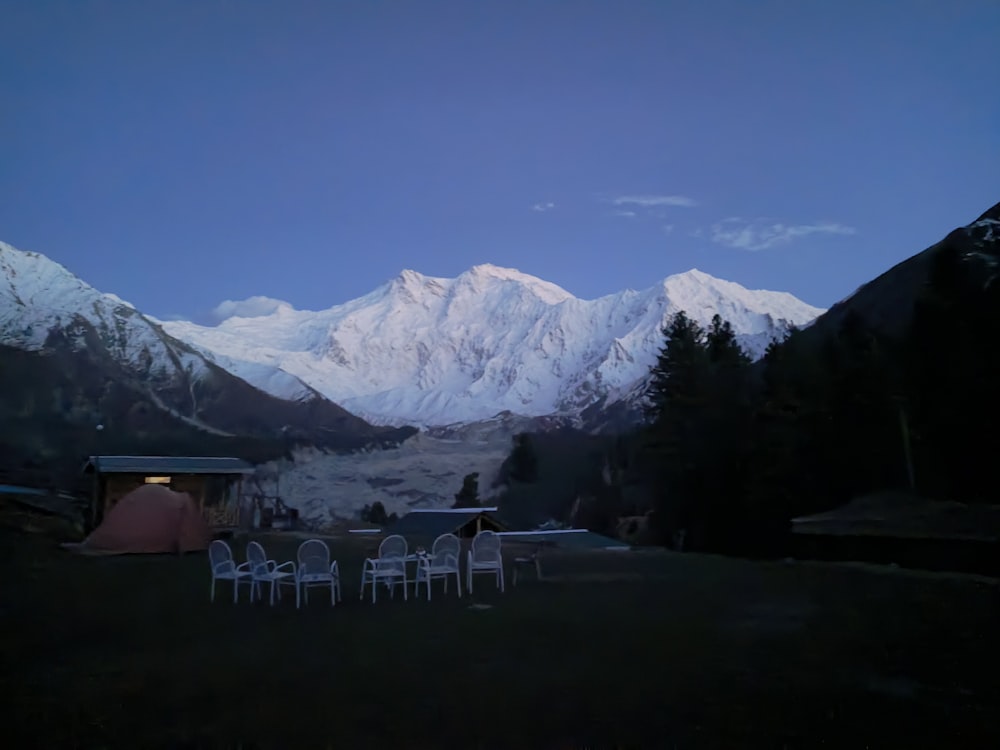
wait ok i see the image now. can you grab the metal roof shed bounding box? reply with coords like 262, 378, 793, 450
83, 455, 255, 530
386, 508, 507, 541
84, 456, 255, 475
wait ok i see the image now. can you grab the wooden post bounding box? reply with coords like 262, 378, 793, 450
90, 472, 101, 530
237, 475, 245, 529
896, 399, 916, 492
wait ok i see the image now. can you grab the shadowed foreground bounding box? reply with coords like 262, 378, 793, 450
1, 529, 997, 748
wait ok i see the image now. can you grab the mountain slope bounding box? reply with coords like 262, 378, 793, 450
163, 263, 825, 427
0, 241, 416, 463
788, 200, 1000, 345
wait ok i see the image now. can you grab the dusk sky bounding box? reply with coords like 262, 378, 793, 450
2, 1, 998, 323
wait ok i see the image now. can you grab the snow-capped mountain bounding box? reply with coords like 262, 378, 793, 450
0, 240, 412, 449
0, 241, 327, 404
0, 241, 211, 402
162, 264, 826, 428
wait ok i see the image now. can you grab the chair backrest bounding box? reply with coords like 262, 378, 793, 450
298, 539, 330, 576
209, 539, 233, 571
377, 534, 407, 574
378, 534, 407, 559
246, 540, 269, 575
471, 530, 501, 562
431, 533, 460, 565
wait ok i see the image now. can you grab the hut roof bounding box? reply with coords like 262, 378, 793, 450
387, 508, 506, 538
84, 456, 254, 475
791, 491, 1000, 541
498, 529, 631, 550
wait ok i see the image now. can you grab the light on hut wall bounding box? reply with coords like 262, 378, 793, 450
144, 476, 171, 484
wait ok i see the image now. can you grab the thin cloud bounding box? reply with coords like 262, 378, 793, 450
211, 295, 290, 323
662, 224, 675, 235
709, 217, 856, 251
611, 194, 698, 208
532, 202, 556, 212
613, 209, 637, 218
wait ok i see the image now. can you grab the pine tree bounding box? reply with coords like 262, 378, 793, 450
706, 314, 751, 368
361, 500, 389, 526
644, 311, 709, 423
452, 472, 481, 508
508, 433, 539, 483
640, 312, 713, 545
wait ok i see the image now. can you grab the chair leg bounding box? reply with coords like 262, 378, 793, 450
456, 569, 462, 597
210, 579, 216, 603
499, 566, 505, 593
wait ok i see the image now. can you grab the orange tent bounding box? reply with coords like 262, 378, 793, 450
83, 484, 211, 554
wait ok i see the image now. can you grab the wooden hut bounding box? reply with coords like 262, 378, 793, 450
83, 456, 255, 530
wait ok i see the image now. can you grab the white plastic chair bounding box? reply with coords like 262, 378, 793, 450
414, 533, 462, 601
360, 534, 408, 603
208, 539, 253, 603
246, 540, 297, 606
296, 539, 341, 608
467, 530, 504, 593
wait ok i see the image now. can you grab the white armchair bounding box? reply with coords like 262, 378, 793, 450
360, 534, 409, 603
208, 539, 252, 603
467, 530, 504, 594
246, 540, 297, 606
296, 539, 341, 608
414, 533, 462, 601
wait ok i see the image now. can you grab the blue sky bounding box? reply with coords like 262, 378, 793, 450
2, 0, 998, 323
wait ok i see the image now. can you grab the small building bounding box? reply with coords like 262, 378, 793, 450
83, 456, 255, 530
385, 507, 508, 543
790, 492, 1000, 576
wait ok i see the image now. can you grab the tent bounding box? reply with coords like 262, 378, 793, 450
82, 484, 211, 554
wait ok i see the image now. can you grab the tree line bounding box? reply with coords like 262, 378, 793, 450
493, 241, 999, 556
627, 243, 999, 555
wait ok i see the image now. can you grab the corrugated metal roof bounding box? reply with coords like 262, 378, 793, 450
388, 509, 505, 538
409, 507, 499, 513
498, 529, 631, 550
84, 456, 255, 475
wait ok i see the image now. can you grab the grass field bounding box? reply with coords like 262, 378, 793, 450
1, 526, 998, 748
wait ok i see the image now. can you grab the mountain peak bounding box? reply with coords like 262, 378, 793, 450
666, 267, 714, 282
394, 269, 428, 284
458, 263, 574, 304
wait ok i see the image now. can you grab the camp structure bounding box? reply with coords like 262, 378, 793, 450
81, 483, 211, 555
83, 456, 254, 530
791, 491, 1000, 576
385, 507, 508, 544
